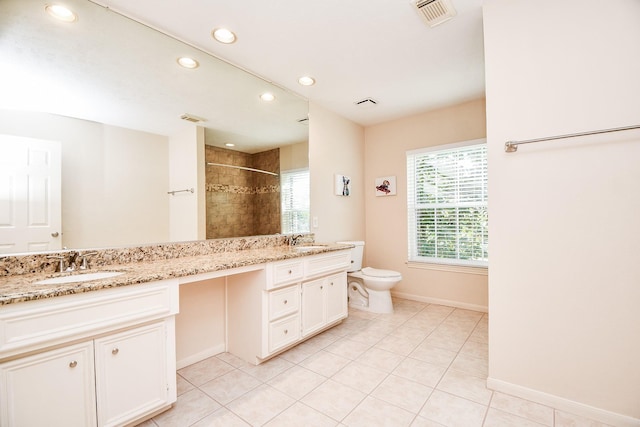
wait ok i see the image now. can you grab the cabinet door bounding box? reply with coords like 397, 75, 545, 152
301, 278, 325, 337
95, 322, 169, 427
0, 341, 96, 427
325, 273, 347, 325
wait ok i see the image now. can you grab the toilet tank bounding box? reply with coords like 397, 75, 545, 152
337, 241, 364, 272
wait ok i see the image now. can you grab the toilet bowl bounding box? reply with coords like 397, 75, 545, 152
337, 241, 402, 314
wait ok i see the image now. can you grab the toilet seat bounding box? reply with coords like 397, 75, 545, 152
361, 267, 401, 279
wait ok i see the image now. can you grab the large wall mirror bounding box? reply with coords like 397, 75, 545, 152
0, 0, 309, 255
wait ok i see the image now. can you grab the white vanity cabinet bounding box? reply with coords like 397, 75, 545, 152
0, 279, 179, 427
301, 272, 348, 337
227, 249, 350, 364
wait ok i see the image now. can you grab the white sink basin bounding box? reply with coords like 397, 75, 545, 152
35, 271, 124, 285
294, 245, 327, 252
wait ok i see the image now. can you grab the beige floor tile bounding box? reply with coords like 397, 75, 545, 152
356, 347, 405, 372
490, 392, 553, 426
324, 337, 372, 359
468, 326, 488, 344
226, 384, 295, 426
152, 389, 221, 427
410, 416, 447, 426
347, 328, 388, 346
458, 340, 488, 360
393, 324, 431, 341
554, 410, 614, 427
264, 402, 338, 427
436, 370, 493, 405
419, 390, 487, 427
421, 330, 467, 352
239, 356, 294, 382
371, 374, 433, 413
215, 352, 247, 368
331, 361, 388, 394
375, 334, 421, 356
393, 357, 447, 388
409, 342, 458, 367
191, 407, 251, 427
483, 407, 548, 427
177, 373, 196, 395
448, 353, 488, 378
268, 365, 327, 399
300, 350, 351, 377
342, 396, 416, 427
178, 357, 235, 387
301, 379, 366, 422
199, 369, 261, 405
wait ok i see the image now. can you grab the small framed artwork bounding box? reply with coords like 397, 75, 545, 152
375, 176, 396, 196
335, 174, 351, 196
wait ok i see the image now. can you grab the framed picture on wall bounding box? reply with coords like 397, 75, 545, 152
375, 176, 396, 196
335, 174, 351, 196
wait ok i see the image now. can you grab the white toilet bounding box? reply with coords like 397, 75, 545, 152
337, 241, 402, 314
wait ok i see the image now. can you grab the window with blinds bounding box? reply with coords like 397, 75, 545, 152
406, 140, 488, 267
281, 169, 310, 234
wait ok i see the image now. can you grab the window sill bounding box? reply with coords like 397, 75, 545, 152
406, 261, 488, 276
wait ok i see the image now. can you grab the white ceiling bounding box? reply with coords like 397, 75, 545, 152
96, 0, 486, 127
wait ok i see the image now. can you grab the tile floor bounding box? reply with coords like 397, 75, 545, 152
138, 298, 613, 427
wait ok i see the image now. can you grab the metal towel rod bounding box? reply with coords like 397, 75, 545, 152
167, 188, 194, 195
504, 124, 640, 153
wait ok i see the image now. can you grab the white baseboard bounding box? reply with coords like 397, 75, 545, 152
176, 343, 226, 370
391, 291, 488, 313
487, 377, 640, 427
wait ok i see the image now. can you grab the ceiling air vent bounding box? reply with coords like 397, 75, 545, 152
355, 98, 378, 108
413, 0, 457, 27
180, 113, 205, 123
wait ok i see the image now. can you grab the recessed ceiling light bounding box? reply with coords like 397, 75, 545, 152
260, 93, 275, 102
212, 28, 237, 44
298, 76, 316, 86
177, 57, 199, 69
45, 4, 78, 23
225, 143, 235, 147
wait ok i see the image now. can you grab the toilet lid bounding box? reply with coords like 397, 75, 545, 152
362, 267, 401, 278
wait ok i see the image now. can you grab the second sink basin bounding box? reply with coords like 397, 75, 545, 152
35, 271, 124, 285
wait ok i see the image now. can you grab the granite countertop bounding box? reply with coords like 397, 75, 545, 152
0, 244, 351, 305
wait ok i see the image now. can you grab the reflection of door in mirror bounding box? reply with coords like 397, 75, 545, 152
0, 135, 61, 254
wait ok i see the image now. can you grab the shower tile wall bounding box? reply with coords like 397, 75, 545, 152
205, 146, 281, 239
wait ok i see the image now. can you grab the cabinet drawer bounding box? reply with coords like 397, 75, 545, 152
304, 250, 351, 279
269, 260, 304, 289
268, 314, 300, 353
268, 285, 300, 321
0, 280, 179, 358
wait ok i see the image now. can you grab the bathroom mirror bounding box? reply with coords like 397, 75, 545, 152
0, 0, 309, 255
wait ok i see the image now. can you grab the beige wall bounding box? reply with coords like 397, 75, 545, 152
364, 99, 488, 310
0, 110, 170, 250
309, 102, 365, 243
280, 141, 309, 171
484, 0, 640, 424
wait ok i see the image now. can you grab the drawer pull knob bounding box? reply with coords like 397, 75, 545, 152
320, 285, 323, 290
283, 299, 288, 304
330, 282, 334, 286
69, 360, 78, 368
284, 329, 288, 335
112, 348, 119, 355
288, 270, 292, 274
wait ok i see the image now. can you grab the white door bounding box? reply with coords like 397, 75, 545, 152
0, 135, 62, 254
0, 341, 97, 427
94, 322, 169, 427
325, 273, 348, 324
301, 278, 326, 337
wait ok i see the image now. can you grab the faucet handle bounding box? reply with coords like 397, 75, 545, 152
46, 255, 66, 272
78, 251, 98, 270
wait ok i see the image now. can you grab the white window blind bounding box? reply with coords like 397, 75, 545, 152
407, 141, 488, 267
281, 169, 310, 234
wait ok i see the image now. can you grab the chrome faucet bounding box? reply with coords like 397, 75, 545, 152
78, 251, 97, 270
289, 234, 304, 246
46, 254, 66, 272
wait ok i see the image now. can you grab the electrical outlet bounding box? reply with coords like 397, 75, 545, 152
312, 216, 319, 228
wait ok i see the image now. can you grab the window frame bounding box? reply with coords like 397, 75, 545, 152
280, 167, 310, 234
406, 138, 488, 268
